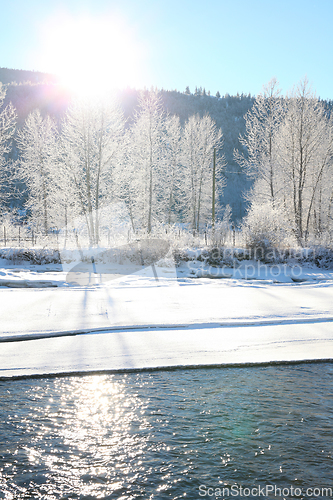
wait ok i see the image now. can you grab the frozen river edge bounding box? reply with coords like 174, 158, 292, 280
1, 265, 333, 379
1, 319, 333, 379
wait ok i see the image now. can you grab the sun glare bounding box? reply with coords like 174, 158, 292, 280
39, 13, 145, 99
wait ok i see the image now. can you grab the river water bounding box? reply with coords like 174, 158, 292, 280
0, 363, 332, 499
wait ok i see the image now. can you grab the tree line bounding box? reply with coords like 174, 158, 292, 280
1, 77, 333, 249
3, 78, 256, 220
0, 85, 225, 245
236, 77, 333, 247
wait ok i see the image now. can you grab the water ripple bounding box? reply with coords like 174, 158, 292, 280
0, 364, 332, 499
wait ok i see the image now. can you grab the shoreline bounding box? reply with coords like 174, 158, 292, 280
1, 321, 332, 379
2, 358, 333, 382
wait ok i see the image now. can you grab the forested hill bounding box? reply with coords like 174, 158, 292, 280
0, 67, 56, 85
1, 69, 253, 220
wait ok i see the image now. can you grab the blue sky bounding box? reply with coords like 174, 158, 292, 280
1, 0, 333, 98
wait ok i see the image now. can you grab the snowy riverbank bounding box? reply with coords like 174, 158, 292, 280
0, 253, 333, 378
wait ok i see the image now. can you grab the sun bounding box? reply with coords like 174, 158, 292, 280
38, 12, 145, 99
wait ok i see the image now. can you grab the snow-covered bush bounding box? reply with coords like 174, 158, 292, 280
242, 202, 296, 259
209, 204, 232, 247
305, 247, 333, 269
0, 248, 61, 264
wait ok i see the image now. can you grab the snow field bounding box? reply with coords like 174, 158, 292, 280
0, 251, 332, 378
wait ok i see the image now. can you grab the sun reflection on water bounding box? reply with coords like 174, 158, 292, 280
1, 374, 155, 498
0, 365, 332, 499
45, 375, 153, 497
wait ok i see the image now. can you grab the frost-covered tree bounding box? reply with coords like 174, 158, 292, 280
163, 114, 185, 225
17, 110, 58, 233
275, 78, 333, 244
0, 83, 16, 212
242, 77, 333, 248
116, 127, 138, 233
125, 90, 167, 233
60, 98, 126, 245
181, 113, 224, 234
235, 77, 284, 205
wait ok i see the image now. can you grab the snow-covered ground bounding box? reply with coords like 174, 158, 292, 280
0, 255, 333, 378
